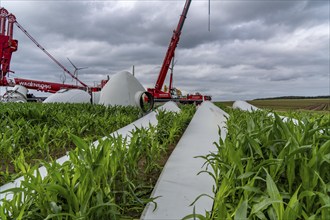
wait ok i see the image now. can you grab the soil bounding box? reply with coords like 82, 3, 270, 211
304, 103, 330, 111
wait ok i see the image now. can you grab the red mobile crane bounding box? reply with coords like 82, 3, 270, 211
0, 8, 18, 80
147, 0, 211, 104
0, 7, 104, 94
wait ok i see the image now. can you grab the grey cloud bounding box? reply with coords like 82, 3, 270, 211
1, 0, 329, 101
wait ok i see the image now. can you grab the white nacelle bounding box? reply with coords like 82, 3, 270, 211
13, 85, 28, 99
43, 89, 91, 104
0, 85, 28, 103
99, 71, 154, 112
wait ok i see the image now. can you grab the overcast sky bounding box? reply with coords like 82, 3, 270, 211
0, 0, 329, 101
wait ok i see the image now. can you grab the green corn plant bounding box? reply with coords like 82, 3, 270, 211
0, 103, 141, 185
190, 108, 329, 219
0, 104, 195, 219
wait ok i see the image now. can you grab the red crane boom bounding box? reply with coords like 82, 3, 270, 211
154, 0, 191, 91
147, 0, 191, 100
2, 77, 86, 93
14, 21, 88, 88
147, 0, 211, 103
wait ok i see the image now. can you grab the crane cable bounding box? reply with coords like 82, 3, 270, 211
208, 0, 211, 32
14, 21, 88, 87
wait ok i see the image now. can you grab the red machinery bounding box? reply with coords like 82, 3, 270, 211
1, 4, 211, 103
3, 77, 86, 93
0, 7, 103, 94
147, 0, 211, 104
0, 8, 18, 78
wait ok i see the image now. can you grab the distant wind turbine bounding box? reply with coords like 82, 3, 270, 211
67, 58, 88, 85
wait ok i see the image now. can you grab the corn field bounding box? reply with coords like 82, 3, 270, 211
190, 109, 330, 219
1, 102, 329, 219
0, 103, 195, 219
0, 103, 142, 186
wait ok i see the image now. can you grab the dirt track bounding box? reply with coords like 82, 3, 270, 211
305, 103, 329, 111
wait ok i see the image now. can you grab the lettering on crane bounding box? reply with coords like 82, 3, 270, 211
18, 81, 52, 90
